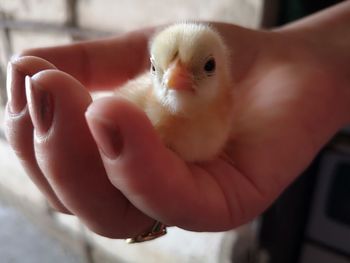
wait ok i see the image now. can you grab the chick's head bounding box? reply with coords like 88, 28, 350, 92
149, 23, 231, 114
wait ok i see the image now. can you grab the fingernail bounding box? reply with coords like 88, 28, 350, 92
6, 62, 27, 114
25, 76, 54, 135
85, 114, 123, 159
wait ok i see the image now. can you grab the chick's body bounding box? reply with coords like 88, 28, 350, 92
117, 23, 233, 162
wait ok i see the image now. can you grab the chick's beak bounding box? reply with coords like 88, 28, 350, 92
165, 60, 194, 92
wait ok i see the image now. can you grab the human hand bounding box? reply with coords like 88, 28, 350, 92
5, 20, 350, 238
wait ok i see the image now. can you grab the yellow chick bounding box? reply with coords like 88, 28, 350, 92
117, 23, 233, 162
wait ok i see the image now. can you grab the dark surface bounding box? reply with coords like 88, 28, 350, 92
277, 0, 344, 25
258, 155, 321, 263
326, 163, 350, 227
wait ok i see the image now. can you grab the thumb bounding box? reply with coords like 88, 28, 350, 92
85, 96, 225, 230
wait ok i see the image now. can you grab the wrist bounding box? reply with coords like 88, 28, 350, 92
273, 5, 350, 126
275, 1, 350, 48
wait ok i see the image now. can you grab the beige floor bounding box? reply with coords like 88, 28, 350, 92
0, 201, 83, 263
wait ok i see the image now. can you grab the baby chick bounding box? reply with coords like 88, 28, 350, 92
117, 23, 233, 162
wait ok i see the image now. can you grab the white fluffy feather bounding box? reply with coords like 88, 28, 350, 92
116, 23, 234, 161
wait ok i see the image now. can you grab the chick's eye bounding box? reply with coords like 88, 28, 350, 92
150, 63, 156, 73
204, 58, 216, 74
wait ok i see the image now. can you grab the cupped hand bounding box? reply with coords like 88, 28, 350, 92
5, 23, 350, 238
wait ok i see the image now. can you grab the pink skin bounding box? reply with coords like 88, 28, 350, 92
4, 2, 350, 238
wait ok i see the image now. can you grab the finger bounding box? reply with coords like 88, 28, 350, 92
85, 97, 252, 231
26, 69, 153, 238
4, 56, 69, 213
20, 28, 155, 91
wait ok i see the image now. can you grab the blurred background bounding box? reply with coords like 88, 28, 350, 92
0, 0, 349, 263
